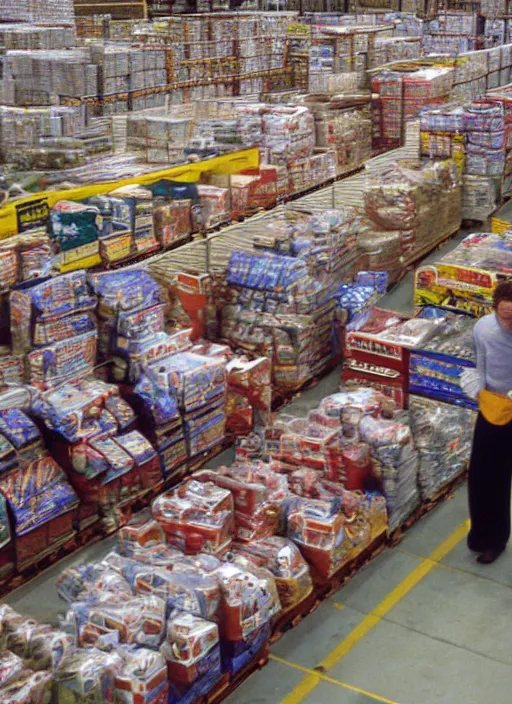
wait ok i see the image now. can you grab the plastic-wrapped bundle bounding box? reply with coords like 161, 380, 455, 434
153, 199, 191, 248
359, 415, 420, 533
334, 283, 379, 323
215, 561, 280, 642
402, 67, 454, 120
114, 648, 168, 704
57, 562, 132, 604
224, 356, 272, 435
409, 395, 476, 501
0, 409, 42, 467
197, 185, 230, 229
0, 354, 23, 391
27, 331, 97, 390
463, 100, 505, 133
114, 432, 162, 490
162, 612, 221, 699
125, 329, 193, 386
465, 143, 505, 176
355, 271, 389, 294
107, 185, 159, 257
32, 379, 135, 443
12, 627, 74, 673
227, 251, 308, 292
364, 165, 426, 231
223, 305, 336, 393
319, 388, 385, 424
234, 536, 313, 610
91, 270, 161, 318
124, 564, 220, 623
50, 201, 102, 271
0, 651, 24, 687
358, 228, 402, 283
286, 497, 349, 581
409, 308, 477, 409
463, 101, 506, 178
72, 434, 132, 482
66, 595, 166, 650
90, 269, 163, 364
152, 480, 234, 555
117, 519, 168, 556
363, 160, 460, 260
0, 231, 51, 293
266, 415, 341, 478
0, 455, 79, 569
184, 399, 226, 458
68, 440, 155, 531
0, 607, 74, 672
54, 648, 124, 704
462, 175, 499, 221
132, 382, 187, 480
10, 270, 96, 354
119, 305, 171, 352
146, 352, 227, 414
104, 543, 182, 573
193, 463, 289, 542
0, 670, 52, 704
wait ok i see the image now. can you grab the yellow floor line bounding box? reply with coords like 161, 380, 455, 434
332, 602, 345, 610
270, 654, 398, 704
279, 519, 470, 703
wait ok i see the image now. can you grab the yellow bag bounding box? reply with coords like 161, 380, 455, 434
478, 388, 512, 425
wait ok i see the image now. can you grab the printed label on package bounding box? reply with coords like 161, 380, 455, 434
346, 334, 403, 360
16, 198, 50, 233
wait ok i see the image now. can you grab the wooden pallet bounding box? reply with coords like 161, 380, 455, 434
321, 530, 388, 599
205, 643, 270, 704
271, 355, 341, 412
0, 532, 78, 599
270, 590, 321, 644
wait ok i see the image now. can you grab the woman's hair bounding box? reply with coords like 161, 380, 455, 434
493, 280, 512, 308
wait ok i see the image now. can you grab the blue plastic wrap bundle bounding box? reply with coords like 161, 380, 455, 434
355, 271, 389, 294
90, 270, 161, 313
409, 307, 477, 409
334, 283, 378, 322
227, 251, 307, 292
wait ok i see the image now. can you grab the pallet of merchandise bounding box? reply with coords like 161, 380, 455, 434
0, 530, 78, 599
269, 525, 386, 644
388, 466, 468, 546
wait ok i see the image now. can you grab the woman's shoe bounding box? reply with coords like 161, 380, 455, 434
476, 546, 506, 564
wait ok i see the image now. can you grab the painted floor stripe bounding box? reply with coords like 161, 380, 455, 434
270, 654, 398, 704
279, 519, 470, 703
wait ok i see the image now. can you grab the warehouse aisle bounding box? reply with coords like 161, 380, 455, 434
224, 481, 512, 704
6, 229, 511, 704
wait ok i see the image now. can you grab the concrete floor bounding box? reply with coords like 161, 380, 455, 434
7, 227, 510, 703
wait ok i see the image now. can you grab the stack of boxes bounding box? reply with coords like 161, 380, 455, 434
9, 271, 97, 390
0, 410, 78, 573
221, 251, 337, 392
